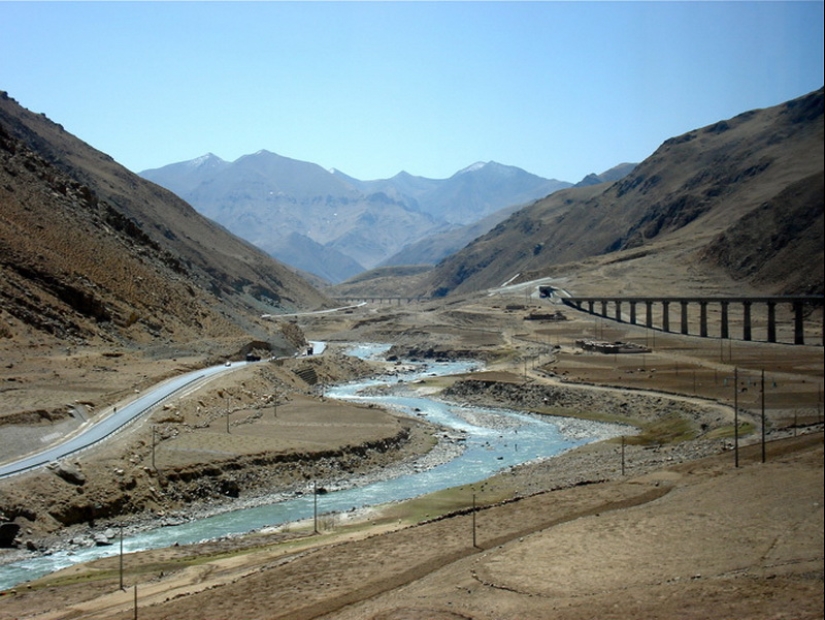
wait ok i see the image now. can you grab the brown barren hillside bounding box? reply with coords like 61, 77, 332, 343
0, 90, 329, 350
427, 87, 824, 298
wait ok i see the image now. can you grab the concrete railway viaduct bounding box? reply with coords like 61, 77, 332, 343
561, 296, 824, 346
331, 293, 822, 346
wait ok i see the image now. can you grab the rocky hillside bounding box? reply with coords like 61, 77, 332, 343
0, 91, 330, 350
328, 265, 433, 300
426, 88, 824, 298
573, 162, 637, 188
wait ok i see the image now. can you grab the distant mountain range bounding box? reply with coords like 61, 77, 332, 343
387, 162, 640, 267
140, 154, 584, 282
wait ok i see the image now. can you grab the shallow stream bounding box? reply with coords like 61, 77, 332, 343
0, 344, 625, 590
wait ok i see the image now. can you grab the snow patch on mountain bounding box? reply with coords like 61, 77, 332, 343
458, 161, 489, 175
187, 153, 224, 168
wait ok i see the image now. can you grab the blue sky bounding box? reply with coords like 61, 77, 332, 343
1, 2, 823, 183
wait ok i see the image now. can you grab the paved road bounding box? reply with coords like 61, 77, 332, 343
0, 362, 247, 479
261, 302, 366, 319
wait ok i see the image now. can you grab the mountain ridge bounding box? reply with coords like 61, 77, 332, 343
0, 90, 329, 352
423, 87, 824, 299
141, 155, 575, 282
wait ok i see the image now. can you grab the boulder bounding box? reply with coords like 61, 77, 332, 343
54, 462, 86, 486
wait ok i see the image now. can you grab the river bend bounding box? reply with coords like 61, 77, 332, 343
0, 344, 626, 590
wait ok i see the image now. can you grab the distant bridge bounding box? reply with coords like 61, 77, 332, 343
562, 296, 824, 346
332, 296, 426, 306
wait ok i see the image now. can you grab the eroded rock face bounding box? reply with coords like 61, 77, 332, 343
156, 427, 413, 504
387, 344, 483, 362
0, 522, 20, 547
443, 378, 725, 439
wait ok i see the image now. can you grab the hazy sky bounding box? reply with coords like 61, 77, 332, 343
2, 2, 823, 182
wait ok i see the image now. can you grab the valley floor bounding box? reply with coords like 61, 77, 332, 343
0, 294, 823, 619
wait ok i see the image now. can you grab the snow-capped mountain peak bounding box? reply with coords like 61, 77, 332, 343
187, 153, 225, 168
458, 161, 489, 175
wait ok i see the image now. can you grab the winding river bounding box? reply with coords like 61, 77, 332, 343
0, 344, 626, 590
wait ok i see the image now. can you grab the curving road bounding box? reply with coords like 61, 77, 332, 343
0, 362, 248, 479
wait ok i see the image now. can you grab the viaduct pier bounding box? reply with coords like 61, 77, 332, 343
562, 296, 824, 346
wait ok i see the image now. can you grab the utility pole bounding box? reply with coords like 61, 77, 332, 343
734, 367, 739, 468
761, 369, 766, 464
119, 523, 124, 590
313, 481, 319, 534
472, 494, 477, 548
621, 435, 626, 476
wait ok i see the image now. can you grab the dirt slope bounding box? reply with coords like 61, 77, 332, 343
427, 87, 824, 297
0, 89, 330, 353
